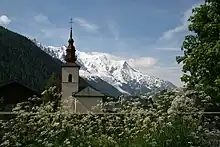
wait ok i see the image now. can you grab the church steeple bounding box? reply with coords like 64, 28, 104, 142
65, 18, 77, 63
68, 25, 74, 43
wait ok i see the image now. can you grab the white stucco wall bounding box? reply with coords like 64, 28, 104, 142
62, 67, 79, 99
74, 97, 102, 113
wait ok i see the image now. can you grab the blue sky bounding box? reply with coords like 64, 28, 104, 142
0, 0, 203, 86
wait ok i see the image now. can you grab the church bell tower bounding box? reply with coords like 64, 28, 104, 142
61, 18, 80, 100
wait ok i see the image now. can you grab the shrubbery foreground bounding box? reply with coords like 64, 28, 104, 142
1, 87, 220, 147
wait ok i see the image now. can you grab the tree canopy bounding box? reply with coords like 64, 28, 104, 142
177, 0, 220, 103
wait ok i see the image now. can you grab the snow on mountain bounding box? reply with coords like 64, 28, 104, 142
32, 39, 176, 95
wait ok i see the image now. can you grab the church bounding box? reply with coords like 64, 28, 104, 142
61, 21, 107, 113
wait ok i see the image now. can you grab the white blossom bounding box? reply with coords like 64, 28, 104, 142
0, 88, 219, 146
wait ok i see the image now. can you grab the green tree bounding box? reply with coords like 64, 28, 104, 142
42, 73, 61, 106
45, 72, 58, 89
177, 0, 220, 104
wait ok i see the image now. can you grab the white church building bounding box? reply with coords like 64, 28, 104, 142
61, 21, 107, 113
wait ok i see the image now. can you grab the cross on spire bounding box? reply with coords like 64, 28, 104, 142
68, 18, 74, 41
69, 18, 73, 29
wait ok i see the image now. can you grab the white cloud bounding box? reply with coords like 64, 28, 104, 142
106, 20, 120, 41
109, 54, 183, 86
27, 14, 74, 45
160, 25, 186, 41
133, 64, 183, 87
159, 2, 203, 41
155, 47, 180, 51
0, 15, 11, 26
149, 2, 204, 85
122, 56, 182, 86
105, 20, 133, 55
34, 14, 50, 24
74, 17, 99, 32
155, 2, 204, 53
154, 39, 182, 52
128, 57, 157, 68
147, 66, 183, 87
40, 27, 69, 41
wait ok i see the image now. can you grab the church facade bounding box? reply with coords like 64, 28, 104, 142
61, 22, 106, 113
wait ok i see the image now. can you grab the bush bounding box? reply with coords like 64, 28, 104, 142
1, 88, 220, 147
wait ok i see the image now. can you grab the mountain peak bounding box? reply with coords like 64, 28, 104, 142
32, 39, 176, 95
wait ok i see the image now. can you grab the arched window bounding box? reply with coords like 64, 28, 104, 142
68, 74, 72, 82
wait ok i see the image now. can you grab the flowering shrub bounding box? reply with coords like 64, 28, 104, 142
1, 87, 220, 147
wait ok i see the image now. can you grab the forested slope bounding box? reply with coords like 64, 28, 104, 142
0, 26, 61, 92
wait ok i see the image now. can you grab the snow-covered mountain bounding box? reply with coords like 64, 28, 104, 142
32, 39, 176, 96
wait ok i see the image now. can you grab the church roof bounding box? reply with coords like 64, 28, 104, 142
73, 86, 106, 97
0, 81, 40, 104
0, 81, 40, 96
78, 76, 112, 97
